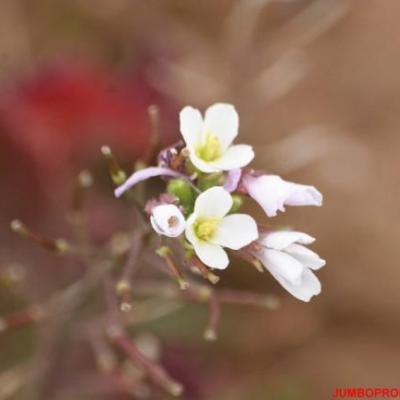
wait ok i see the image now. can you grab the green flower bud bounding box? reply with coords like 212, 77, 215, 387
167, 179, 195, 212
230, 194, 245, 213
197, 172, 224, 191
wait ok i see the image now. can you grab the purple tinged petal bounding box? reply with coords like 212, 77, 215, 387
253, 229, 325, 302
114, 167, 184, 198
243, 174, 323, 217
224, 168, 242, 192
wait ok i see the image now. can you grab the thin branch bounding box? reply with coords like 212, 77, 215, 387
104, 281, 183, 397
203, 292, 221, 341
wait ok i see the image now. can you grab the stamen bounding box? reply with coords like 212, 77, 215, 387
196, 132, 222, 162
193, 217, 220, 242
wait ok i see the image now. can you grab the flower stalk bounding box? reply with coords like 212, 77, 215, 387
142, 104, 161, 165
10, 219, 70, 254
105, 281, 183, 397
190, 257, 220, 284
101, 145, 127, 185
204, 292, 221, 341
156, 246, 189, 290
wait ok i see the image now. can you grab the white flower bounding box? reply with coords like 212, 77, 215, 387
150, 204, 186, 237
185, 186, 258, 270
180, 103, 254, 173
243, 174, 323, 217
255, 231, 326, 302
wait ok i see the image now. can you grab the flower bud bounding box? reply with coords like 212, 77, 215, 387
101, 145, 127, 185
167, 179, 195, 210
230, 194, 244, 213
150, 205, 186, 237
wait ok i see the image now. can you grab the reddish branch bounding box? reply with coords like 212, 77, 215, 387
0, 305, 45, 333
105, 281, 183, 397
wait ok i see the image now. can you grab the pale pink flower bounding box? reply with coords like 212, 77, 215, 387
255, 231, 326, 302
243, 174, 322, 217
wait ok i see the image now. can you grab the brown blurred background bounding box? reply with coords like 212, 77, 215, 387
1, 0, 400, 399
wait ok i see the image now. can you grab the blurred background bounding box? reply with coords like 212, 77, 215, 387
1, 0, 400, 399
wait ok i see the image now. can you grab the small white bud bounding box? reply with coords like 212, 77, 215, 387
150, 205, 186, 238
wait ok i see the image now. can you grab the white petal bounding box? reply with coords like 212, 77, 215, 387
187, 150, 220, 173
150, 204, 186, 238
285, 243, 326, 270
203, 103, 239, 150
260, 249, 304, 284
150, 216, 164, 235
194, 241, 229, 270
185, 213, 198, 243
270, 268, 321, 302
180, 106, 203, 149
213, 214, 258, 250
244, 175, 286, 217
285, 183, 323, 207
244, 175, 322, 217
194, 186, 232, 218
260, 231, 315, 251
210, 145, 254, 171
185, 216, 229, 269
192, 239, 229, 270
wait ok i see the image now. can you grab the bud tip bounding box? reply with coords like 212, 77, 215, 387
10, 219, 24, 232
178, 279, 190, 291
169, 382, 184, 397
204, 328, 217, 342
101, 145, 111, 156
208, 273, 220, 285
263, 295, 280, 310
120, 302, 132, 312
78, 170, 93, 188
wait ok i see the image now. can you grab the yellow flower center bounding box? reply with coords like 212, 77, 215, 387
193, 217, 220, 241
196, 132, 222, 162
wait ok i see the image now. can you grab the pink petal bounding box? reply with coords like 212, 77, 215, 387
224, 168, 242, 192
115, 167, 184, 198
243, 174, 322, 217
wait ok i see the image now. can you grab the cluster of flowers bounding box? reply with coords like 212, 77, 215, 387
116, 103, 325, 302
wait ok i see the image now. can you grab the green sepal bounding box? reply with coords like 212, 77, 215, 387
197, 172, 224, 191
167, 178, 196, 215
230, 194, 245, 213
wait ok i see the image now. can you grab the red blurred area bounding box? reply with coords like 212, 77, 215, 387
0, 58, 177, 217
0, 59, 175, 193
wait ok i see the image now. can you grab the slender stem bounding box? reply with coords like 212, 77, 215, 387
204, 293, 221, 341
0, 305, 45, 333
116, 227, 146, 311
142, 105, 161, 165
191, 257, 220, 284
113, 335, 182, 396
10, 220, 70, 254
104, 281, 183, 397
121, 229, 145, 282
157, 246, 189, 290
217, 289, 280, 310
131, 280, 280, 310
